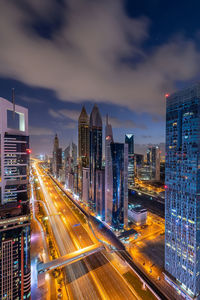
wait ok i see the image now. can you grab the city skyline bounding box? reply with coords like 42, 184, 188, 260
1, 0, 200, 154
1, 1, 200, 299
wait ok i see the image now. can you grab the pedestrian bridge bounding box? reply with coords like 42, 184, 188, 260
38, 243, 104, 274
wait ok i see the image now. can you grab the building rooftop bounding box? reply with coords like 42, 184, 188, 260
129, 206, 147, 214
90, 104, 102, 128
79, 106, 89, 124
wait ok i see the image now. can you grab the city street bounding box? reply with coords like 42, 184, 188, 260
33, 161, 143, 300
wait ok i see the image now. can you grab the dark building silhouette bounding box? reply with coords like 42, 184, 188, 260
89, 105, 102, 211
52, 134, 62, 178
78, 106, 89, 167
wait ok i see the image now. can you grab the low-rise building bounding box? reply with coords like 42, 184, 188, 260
128, 206, 147, 225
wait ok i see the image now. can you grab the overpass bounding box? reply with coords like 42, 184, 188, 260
38, 243, 104, 274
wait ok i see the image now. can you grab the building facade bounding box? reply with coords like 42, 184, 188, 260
78, 106, 89, 167
82, 167, 90, 204
165, 84, 200, 298
105, 115, 114, 224
110, 143, 128, 229
52, 134, 62, 178
147, 146, 160, 181
0, 97, 31, 299
64, 145, 70, 172
125, 134, 134, 188
128, 206, 147, 225
96, 168, 105, 220
72, 142, 77, 168
89, 105, 102, 211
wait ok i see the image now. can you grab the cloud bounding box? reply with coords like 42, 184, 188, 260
105, 116, 146, 129
49, 108, 79, 121
142, 135, 152, 139
29, 126, 54, 136
0, 0, 199, 115
20, 95, 44, 104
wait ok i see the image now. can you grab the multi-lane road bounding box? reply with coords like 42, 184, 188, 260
33, 161, 142, 300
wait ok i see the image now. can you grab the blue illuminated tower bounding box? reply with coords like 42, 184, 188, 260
89, 104, 102, 211
110, 143, 128, 229
165, 83, 200, 298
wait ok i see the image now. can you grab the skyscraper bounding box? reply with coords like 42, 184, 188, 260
72, 142, 77, 168
125, 134, 134, 188
0, 97, 31, 299
78, 106, 89, 167
52, 134, 62, 178
151, 146, 160, 181
96, 168, 105, 220
82, 167, 90, 204
165, 84, 200, 298
64, 144, 70, 171
105, 115, 114, 224
110, 143, 128, 229
125, 134, 134, 154
89, 104, 102, 211
146, 146, 160, 181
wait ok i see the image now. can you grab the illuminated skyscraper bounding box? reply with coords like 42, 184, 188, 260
125, 134, 134, 188
165, 84, 200, 298
89, 104, 102, 211
147, 146, 160, 181
96, 168, 105, 220
105, 115, 114, 223
110, 143, 128, 229
52, 134, 62, 178
78, 106, 89, 167
0, 97, 31, 299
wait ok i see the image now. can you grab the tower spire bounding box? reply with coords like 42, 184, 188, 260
12, 88, 15, 119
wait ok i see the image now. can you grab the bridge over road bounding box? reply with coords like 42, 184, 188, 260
37, 243, 104, 274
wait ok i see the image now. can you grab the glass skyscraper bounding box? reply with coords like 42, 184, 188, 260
165, 83, 200, 298
125, 134, 134, 188
147, 146, 160, 181
89, 105, 102, 211
105, 115, 114, 224
110, 143, 128, 229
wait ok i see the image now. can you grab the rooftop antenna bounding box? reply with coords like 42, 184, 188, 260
12, 88, 15, 119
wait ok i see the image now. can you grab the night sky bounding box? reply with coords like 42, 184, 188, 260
0, 0, 200, 155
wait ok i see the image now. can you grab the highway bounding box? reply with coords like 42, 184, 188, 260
33, 161, 139, 300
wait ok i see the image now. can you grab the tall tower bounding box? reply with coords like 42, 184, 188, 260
151, 146, 160, 181
146, 146, 160, 181
72, 142, 77, 168
89, 104, 102, 211
125, 134, 134, 188
0, 97, 31, 299
54, 133, 59, 152
105, 115, 114, 223
64, 144, 71, 171
165, 83, 200, 298
78, 106, 89, 167
110, 143, 128, 229
52, 134, 62, 178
